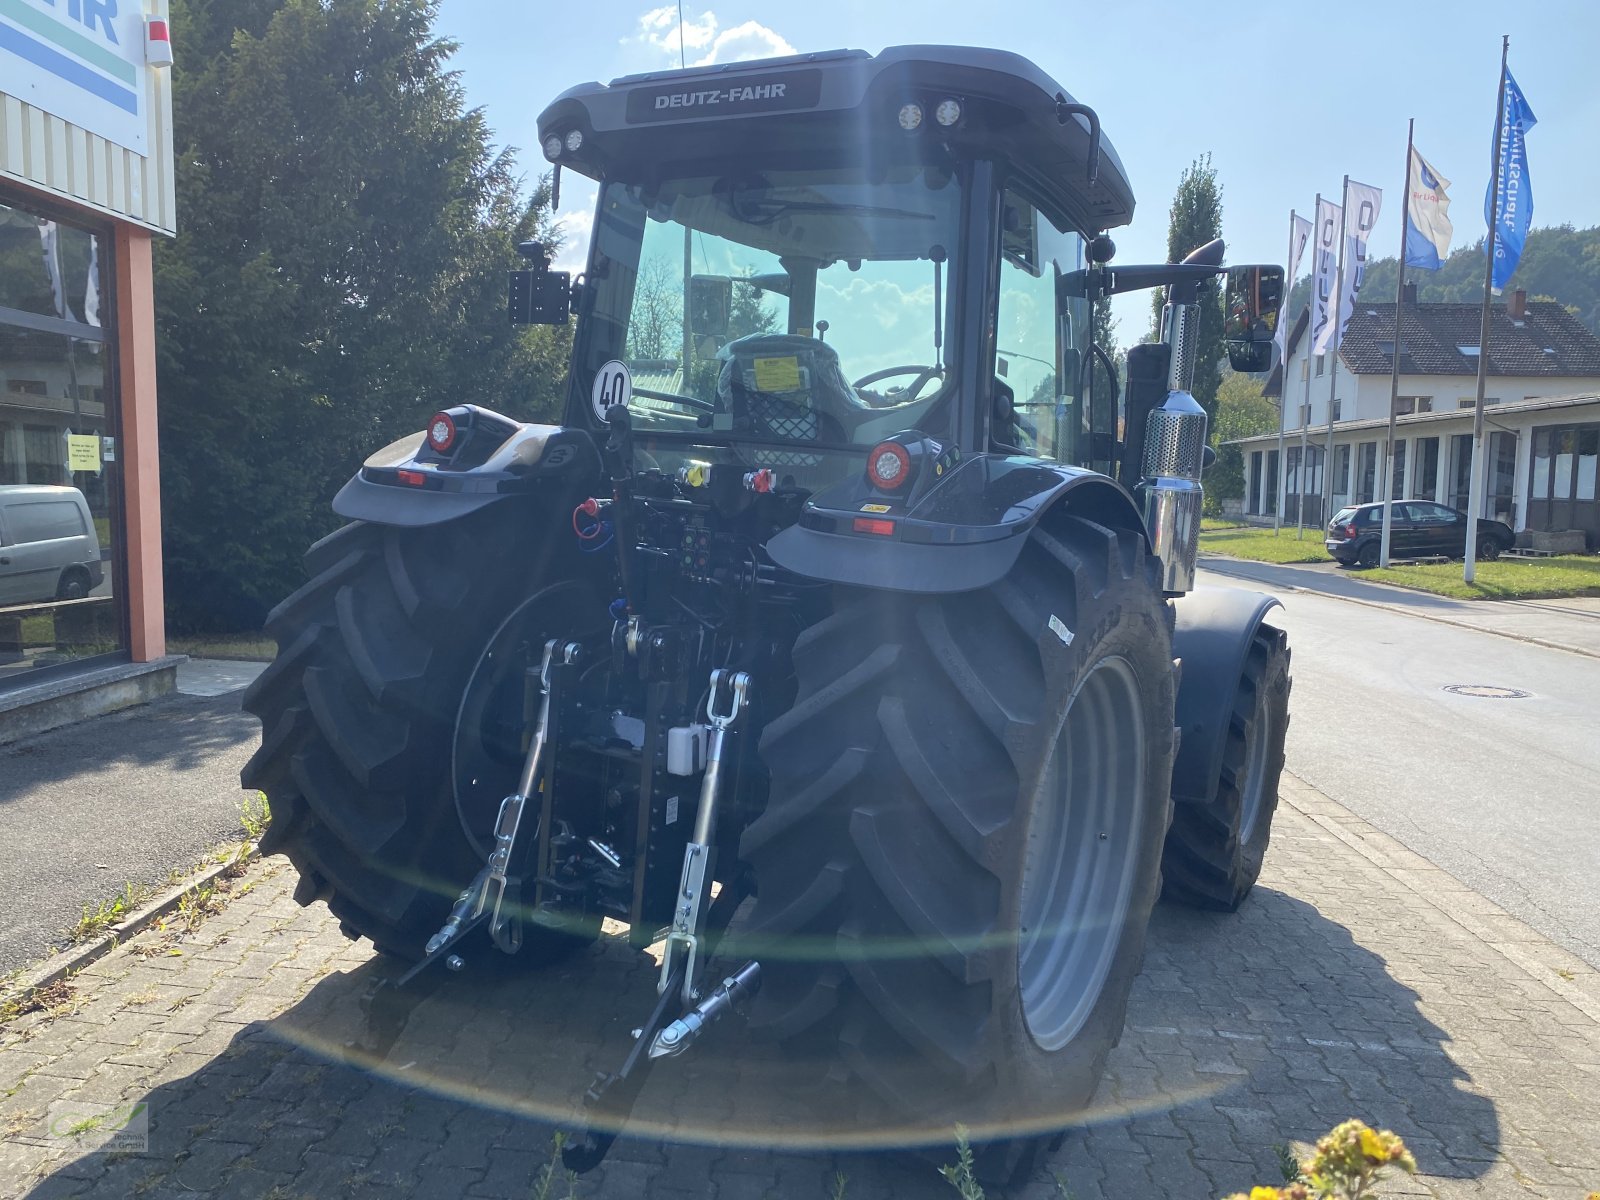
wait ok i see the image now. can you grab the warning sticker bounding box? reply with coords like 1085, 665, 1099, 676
753, 356, 802, 393
67, 434, 101, 473
860, 503, 892, 514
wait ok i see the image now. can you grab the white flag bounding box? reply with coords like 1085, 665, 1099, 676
1334, 180, 1383, 345
1310, 197, 1342, 355
1404, 147, 1453, 270
1275, 211, 1312, 369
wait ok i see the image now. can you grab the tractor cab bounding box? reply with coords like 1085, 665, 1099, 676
522, 46, 1139, 492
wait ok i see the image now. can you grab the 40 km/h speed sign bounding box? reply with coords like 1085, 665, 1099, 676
592, 360, 633, 422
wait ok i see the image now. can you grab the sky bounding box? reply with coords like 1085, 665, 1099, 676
435, 0, 1600, 343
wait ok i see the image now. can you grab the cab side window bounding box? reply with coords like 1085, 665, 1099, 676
993, 191, 1089, 463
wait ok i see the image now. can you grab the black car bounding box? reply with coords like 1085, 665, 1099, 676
1326, 501, 1515, 568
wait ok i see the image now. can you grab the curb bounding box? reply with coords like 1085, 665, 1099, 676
0, 844, 259, 1010
1279, 773, 1600, 1023
1199, 555, 1600, 661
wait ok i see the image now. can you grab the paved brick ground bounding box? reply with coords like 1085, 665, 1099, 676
3, 774, 1597, 1200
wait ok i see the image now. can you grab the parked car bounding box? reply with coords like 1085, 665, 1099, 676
0, 485, 104, 604
1326, 500, 1514, 568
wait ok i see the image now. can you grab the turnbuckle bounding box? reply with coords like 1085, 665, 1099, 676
659, 669, 750, 1006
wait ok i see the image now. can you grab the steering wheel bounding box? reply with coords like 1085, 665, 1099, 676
851, 364, 944, 404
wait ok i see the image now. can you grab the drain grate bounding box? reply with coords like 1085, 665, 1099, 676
1442, 684, 1531, 699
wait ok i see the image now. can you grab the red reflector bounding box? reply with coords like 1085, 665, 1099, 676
397, 469, 427, 487
866, 441, 911, 490
148, 18, 169, 41
426, 411, 457, 453
852, 517, 896, 536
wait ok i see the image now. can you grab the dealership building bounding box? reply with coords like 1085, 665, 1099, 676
1235, 288, 1600, 548
1, 0, 175, 736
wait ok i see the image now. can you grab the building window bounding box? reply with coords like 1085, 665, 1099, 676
1392, 439, 1408, 499
1357, 442, 1378, 503
1416, 436, 1440, 499
1335, 444, 1351, 494
1395, 396, 1433, 415
1315, 354, 1325, 377
1300, 359, 1309, 382
1330, 398, 1341, 421
1457, 344, 1480, 357
0, 196, 122, 685
1285, 446, 1300, 495
1532, 424, 1600, 504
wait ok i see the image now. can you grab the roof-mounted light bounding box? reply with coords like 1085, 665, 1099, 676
565, 129, 584, 153
542, 135, 563, 162
934, 98, 962, 127
897, 102, 923, 132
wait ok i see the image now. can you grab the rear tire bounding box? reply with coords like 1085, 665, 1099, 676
241, 506, 592, 962
56, 567, 91, 600
1160, 626, 1291, 911
742, 516, 1176, 1187
1356, 541, 1380, 568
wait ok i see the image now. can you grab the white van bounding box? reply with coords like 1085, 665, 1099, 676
0, 485, 104, 605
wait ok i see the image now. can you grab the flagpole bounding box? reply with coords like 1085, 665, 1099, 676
1323, 175, 1350, 530
1297, 194, 1321, 539
1379, 120, 1415, 567
1466, 36, 1509, 585
1274, 209, 1296, 533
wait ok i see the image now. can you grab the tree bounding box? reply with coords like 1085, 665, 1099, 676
155, 0, 567, 631
1148, 154, 1225, 422
627, 256, 682, 361
1207, 371, 1277, 515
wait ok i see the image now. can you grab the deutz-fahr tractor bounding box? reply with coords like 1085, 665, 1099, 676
243, 45, 1291, 1185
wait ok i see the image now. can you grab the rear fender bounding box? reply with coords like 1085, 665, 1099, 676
332, 405, 602, 527
764, 453, 1147, 594
1169, 586, 1285, 805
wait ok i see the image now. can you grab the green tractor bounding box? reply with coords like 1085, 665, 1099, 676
242, 44, 1290, 1186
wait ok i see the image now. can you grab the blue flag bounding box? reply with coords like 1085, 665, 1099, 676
1484, 69, 1536, 293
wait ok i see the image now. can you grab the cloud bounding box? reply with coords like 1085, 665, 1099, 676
632, 7, 795, 67
552, 202, 595, 275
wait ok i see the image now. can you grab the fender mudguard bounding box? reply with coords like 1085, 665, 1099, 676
765, 454, 1147, 594
1169, 585, 1285, 805
331, 409, 601, 528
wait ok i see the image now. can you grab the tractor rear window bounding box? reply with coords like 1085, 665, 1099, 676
579, 164, 963, 481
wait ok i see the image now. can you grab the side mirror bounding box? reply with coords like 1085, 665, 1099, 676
508, 241, 571, 326
689, 275, 733, 342
1223, 264, 1284, 373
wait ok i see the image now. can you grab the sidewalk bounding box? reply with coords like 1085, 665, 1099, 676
1200, 555, 1600, 659
3, 773, 1596, 1200
0, 661, 264, 975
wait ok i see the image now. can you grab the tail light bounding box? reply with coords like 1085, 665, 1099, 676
426, 411, 457, 453
866, 441, 912, 491
1344, 523, 1358, 538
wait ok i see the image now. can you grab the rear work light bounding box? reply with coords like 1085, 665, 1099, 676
866, 441, 911, 491
853, 517, 896, 537
427, 411, 457, 453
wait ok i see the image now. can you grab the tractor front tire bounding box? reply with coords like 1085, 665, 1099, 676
742, 515, 1176, 1187
1160, 627, 1291, 911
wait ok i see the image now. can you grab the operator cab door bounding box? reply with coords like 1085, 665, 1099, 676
992, 190, 1103, 470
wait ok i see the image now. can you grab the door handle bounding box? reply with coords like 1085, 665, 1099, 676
0, 556, 10, 565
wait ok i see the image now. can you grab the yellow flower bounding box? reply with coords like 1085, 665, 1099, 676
1359, 1127, 1389, 1161
1250, 1188, 1284, 1200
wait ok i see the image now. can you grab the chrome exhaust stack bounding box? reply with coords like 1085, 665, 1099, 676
1139, 241, 1221, 595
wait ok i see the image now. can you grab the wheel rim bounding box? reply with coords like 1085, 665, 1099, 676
1018, 656, 1146, 1052
1237, 681, 1272, 844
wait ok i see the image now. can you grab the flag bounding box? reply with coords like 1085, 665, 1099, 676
1310, 197, 1342, 355
1275, 211, 1312, 369
1335, 180, 1382, 344
1404, 148, 1453, 270
1485, 69, 1536, 293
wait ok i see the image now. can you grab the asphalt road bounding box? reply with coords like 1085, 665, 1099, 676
1196, 564, 1600, 968
0, 689, 258, 975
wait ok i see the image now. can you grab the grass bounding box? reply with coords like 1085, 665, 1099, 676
239, 792, 271, 841
64, 881, 153, 944
167, 633, 275, 661
1198, 523, 1331, 564
1358, 554, 1600, 600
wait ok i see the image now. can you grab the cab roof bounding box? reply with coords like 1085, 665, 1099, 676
536, 45, 1135, 234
